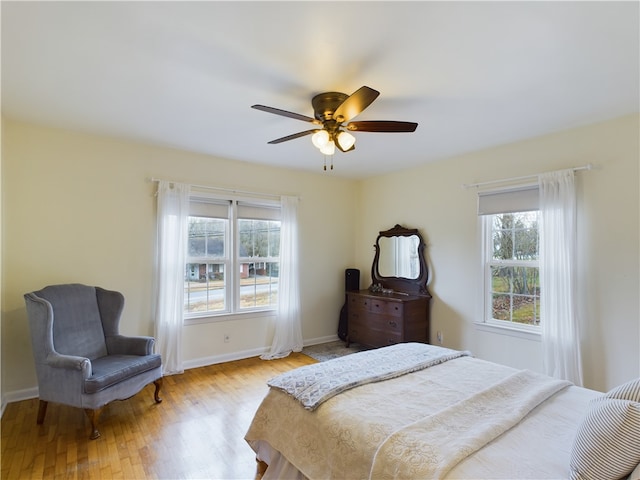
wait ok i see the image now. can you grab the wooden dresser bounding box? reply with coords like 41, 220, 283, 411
346, 290, 430, 348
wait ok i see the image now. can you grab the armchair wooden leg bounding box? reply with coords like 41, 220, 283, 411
36, 400, 48, 425
153, 378, 163, 403
84, 408, 103, 440
256, 459, 268, 479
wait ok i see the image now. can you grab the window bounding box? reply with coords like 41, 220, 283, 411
479, 186, 540, 330
185, 195, 280, 319
484, 212, 540, 326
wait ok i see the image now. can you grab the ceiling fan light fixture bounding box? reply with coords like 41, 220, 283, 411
311, 129, 330, 149
319, 140, 336, 156
252, 85, 418, 166
337, 131, 356, 151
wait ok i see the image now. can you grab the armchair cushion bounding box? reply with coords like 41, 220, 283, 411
86, 354, 162, 394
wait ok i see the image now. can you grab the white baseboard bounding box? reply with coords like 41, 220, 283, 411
303, 334, 340, 347
182, 335, 340, 370
182, 346, 269, 370
1, 386, 39, 416
1, 335, 342, 416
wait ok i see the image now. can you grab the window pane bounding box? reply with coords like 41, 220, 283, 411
239, 220, 254, 257
239, 219, 280, 258
188, 216, 226, 258
269, 223, 280, 257
205, 265, 225, 311
239, 261, 279, 309
206, 231, 225, 257
490, 264, 539, 325
512, 294, 539, 325
492, 212, 539, 261
491, 266, 512, 293
513, 212, 538, 260
492, 293, 511, 321
254, 221, 268, 257
492, 214, 514, 260
185, 263, 226, 313
513, 266, 539, 295
490, 265, 540, 295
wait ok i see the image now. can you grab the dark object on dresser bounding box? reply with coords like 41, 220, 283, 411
338, 268, 360, 341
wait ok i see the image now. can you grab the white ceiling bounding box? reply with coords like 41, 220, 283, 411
2, 1, 639, 179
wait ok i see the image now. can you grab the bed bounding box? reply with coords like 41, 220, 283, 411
245, 343, 640, 480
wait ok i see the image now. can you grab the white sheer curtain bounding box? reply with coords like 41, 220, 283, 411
396, 237, 415, 278
539, 169, 583, 386
154, 181, 190, 375
261, 195, 303, 360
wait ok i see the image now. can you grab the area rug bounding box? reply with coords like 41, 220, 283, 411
302, 340, 369, 362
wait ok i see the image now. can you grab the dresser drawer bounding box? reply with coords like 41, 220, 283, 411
368, 330, 402, 346
348, 294, 371, 312
348, 311, 364, 324
348, 323, 401, 347
369, 299, 403, 317
366, 313, 403, 333
349, 312, 401, 331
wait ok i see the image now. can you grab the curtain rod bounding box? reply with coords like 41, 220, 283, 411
463, 164, 593, 189
147, 177, 298, 201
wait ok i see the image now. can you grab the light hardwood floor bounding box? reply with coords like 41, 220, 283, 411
1, 353, 317, 480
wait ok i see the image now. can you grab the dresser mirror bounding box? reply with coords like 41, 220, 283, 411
371, 224, 430, 296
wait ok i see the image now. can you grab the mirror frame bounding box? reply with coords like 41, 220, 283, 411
371, 224, 430, 296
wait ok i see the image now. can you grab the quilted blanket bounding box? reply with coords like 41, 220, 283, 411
369, 369, 570, 479
246, 351, 576, 480
268, 343, 470, 410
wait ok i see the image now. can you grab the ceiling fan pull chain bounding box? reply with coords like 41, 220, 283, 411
322, 154, 334, 171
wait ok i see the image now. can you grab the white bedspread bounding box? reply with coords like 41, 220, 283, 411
267, 343, 470, 410
369, 369, 569, 479
246, 348, 597, 480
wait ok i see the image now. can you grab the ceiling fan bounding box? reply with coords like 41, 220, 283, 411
251, 86, 418, 157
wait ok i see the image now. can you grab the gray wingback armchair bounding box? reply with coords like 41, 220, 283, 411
24, 284, 163, 439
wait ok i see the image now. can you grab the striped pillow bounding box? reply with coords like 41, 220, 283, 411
606, 378, 640, 402
569, 378, 640, 480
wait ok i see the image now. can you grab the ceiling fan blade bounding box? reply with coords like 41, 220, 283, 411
346, 121, 418, 133
252, 105, 319, 124
332, 86, 380, 123
267, 129, 319, 144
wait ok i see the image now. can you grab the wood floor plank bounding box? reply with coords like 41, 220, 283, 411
1, 353, 316, 479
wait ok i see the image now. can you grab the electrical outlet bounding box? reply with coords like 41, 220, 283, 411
436, 331, 443, 345
224, 334, 230, 343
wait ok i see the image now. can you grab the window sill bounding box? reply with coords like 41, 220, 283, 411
185, 309, 276, 326
473, 321, 542, 342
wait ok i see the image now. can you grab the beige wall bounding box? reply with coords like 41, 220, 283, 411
2, 114, 638, 407
356, 114, 640, 392
1, 119, 357, 401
